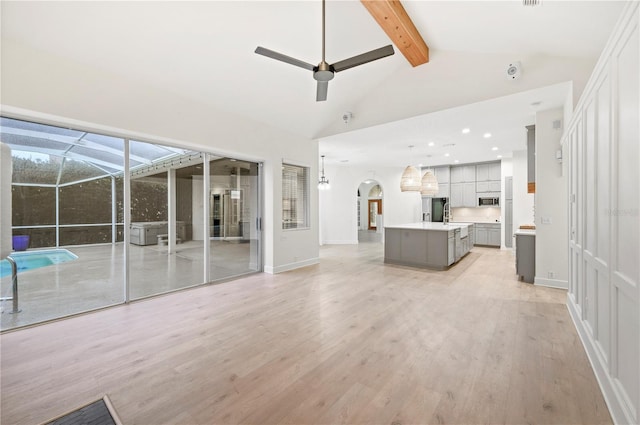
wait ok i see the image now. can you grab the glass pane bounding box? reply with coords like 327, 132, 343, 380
12, 186, 56, 227
369, 202, 377, 227
59, 177, 113, 225
282, 163, 309, 229
129, 140, 205, 300
209, 158, 261, 281
11, 150, 61, 184
59, 158, 109, 184
2, 121, 125, 331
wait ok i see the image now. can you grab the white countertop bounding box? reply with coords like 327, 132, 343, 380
450, 220, 501, 225
385, 222, 472, 231
514, 229, 536, 236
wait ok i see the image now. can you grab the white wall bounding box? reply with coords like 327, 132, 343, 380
512, 150, 535, 230
320, 165, 422, 245
565, 3, 639, 425
534, 108, 568, 288
0, 38, 319, 274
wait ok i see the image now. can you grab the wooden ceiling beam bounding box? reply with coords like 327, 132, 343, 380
360, 0, 429, 67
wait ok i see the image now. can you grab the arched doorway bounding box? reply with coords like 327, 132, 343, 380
357, 180, 383, 243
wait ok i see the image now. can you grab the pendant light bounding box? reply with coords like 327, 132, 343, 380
420, 170, 439, 196
400, 145, 421, 192
400, 166, 421, 192
318, 155, 330, 190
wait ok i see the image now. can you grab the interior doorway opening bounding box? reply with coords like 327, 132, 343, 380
357, 180, 383, 243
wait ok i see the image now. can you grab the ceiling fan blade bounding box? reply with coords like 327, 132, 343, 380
332, 45, 395, 73
255, 46, 315, 71
316, 81, 328, 102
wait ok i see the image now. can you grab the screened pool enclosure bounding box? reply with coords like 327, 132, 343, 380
0, 117, 262, 330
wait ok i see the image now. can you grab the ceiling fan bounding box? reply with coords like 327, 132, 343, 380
255, 0, 395, 102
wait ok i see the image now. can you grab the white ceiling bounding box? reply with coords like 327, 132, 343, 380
0, 0, 626, 168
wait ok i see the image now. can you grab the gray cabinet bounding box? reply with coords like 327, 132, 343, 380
476, 226, 488, 245
434, 166, 450, 183
450, 182, 475, 207
463, 182, 476, 207
476, 161, 501, 201
450, 165, 475, 183
437, 183, 450, 198
450, 166, 464, 184
476, 181, 489, 192
505, 176, 513, 248
450, 183, 463, 207
463, 165, 476, 182
515, 232, 535, 283
488, 227, 501, 246
474, 223, 501, 247
489, 162, 501, 180
527, 125, 536, 193
447, 232, 455, 266
476, 164, 490, 182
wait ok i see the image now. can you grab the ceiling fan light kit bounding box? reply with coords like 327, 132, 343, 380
255, 0, 394, 101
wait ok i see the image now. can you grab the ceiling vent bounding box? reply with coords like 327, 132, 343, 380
523, 0, 540, 6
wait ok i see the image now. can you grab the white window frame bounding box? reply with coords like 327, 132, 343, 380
282, 162, 310, 230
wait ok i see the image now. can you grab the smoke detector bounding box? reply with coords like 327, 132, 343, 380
506, 62, 522, 80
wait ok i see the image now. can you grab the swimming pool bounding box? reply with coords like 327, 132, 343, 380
0, 249, 78, 278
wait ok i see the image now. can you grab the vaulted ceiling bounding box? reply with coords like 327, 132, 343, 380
0, 1, 626, 167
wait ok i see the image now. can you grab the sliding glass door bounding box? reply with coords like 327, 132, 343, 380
208, 158, 261, 281
1, 117, 263, 330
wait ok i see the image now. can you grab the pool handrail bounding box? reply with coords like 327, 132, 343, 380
1, 256, 20, 314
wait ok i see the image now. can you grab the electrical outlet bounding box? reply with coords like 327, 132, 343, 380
548, 271, 555, 279
541, 217, 552, 224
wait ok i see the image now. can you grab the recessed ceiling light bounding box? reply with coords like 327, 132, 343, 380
462, 128, 470, 134
497, 155, 503, 159
492, 147, 498, 151
454, 159, 459, 163
428, 142, 435, 147
444, 153, 450, 157
340, 159, 349, 163
418, 163, 423, 167
484, 133, 492, 138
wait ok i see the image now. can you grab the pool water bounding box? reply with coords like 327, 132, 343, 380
0, 249, 78, 278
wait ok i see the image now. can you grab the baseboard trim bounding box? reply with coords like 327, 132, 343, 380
264, 257, 320, 274
534, 277, 568, 289
322, 240, 359, 245
567, 296, 634, 425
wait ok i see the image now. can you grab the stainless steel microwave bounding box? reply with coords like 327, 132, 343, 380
479, 197, 499, 206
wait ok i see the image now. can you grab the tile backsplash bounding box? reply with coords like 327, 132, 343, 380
451, 207, 501, 223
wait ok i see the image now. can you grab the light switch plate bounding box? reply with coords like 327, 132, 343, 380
541, 217, 552, 224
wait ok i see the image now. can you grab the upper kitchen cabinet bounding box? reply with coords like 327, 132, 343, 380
527, 125, 535, 193
476, 162, 501, 182
489, 162, 501, 180
434, 166, 450, 183
451, 182, 476, 207
451, 165, 476, 183
434, 166, 450, 197
476, 161, 501, 195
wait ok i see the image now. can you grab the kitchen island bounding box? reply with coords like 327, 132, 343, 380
384, 222, 474, 270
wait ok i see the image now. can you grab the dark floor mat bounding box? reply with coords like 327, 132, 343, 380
45, 398, 117, 425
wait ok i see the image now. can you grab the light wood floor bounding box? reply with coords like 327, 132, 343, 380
0, 243, 611, 425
